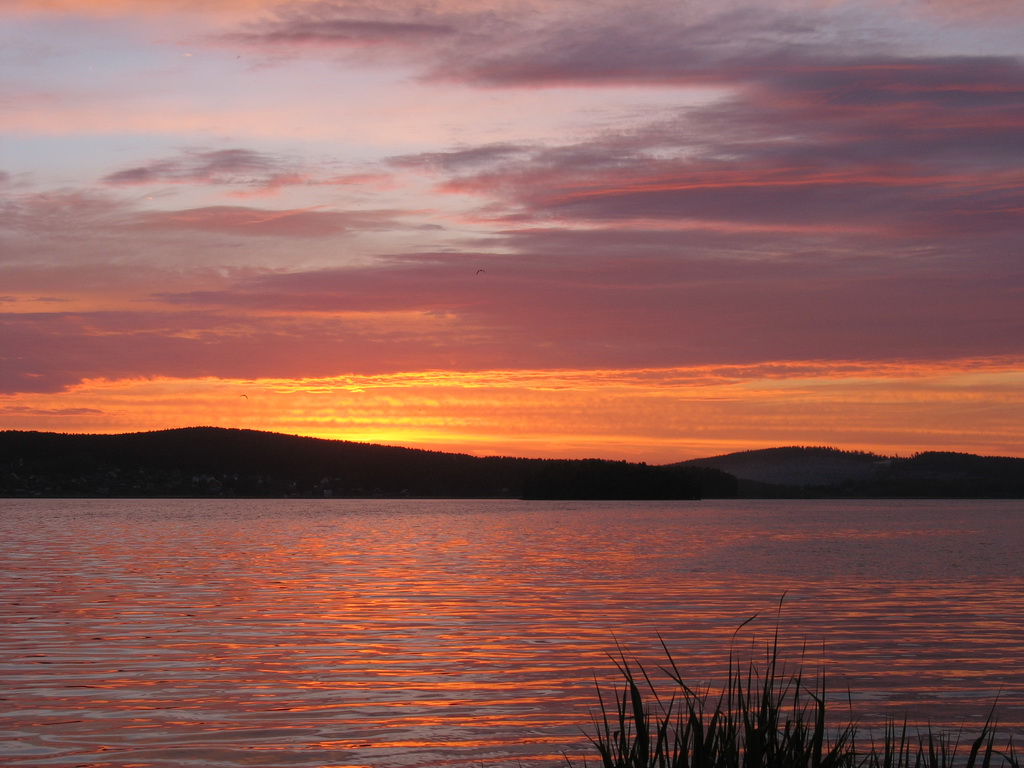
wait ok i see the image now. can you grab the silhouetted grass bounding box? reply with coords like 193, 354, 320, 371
570, 618, 1018, 768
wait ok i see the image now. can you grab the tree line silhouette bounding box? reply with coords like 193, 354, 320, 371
0, 427, 735, 499
4, 429, 1019, 499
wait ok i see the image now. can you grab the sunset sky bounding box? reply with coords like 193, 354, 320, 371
2, 0, 1022, 463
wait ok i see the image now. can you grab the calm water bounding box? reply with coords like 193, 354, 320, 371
2, 498, 1023, 767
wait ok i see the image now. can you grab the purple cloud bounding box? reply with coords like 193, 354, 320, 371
225, 1, 1024, 244
225, 3, 844, 86
1, 222, 1020, 396
102, 149, 308, 192
2, 188, 415, 245
232, 17, 455, 46
407, 52, 1024, 245
3, 0, 1021, 402
389, 143, 530, 172
151, 238, 1024, 364
132, 206, 356, 237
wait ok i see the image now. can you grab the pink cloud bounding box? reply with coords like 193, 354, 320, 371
224, 4, 834, 86
231, 16, 455, 47
393, 53, 1024, 247
102, 148, 310, 193
151, 240, 1022, 363
3, 0, 1021, 404
133, 206, 354, 237
1, 187, 417, 247
219, 1, 1023, 247
1, 189, 131, 234
389, 143, 529, 173
1, 215, 1021, 395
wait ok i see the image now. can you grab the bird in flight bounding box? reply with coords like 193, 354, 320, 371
476, 269, 486, 275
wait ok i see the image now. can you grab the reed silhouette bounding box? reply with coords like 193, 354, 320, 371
573, 611, 1018, 768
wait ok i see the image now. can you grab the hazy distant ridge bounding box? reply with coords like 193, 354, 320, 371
675, 447, 884, 486
675, 446, 1024, 497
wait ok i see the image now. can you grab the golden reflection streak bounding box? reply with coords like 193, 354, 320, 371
5, 497, 1024, 766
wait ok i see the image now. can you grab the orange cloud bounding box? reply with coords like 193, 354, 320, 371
2, 359, 1020, 463
4, 0, 1021, 462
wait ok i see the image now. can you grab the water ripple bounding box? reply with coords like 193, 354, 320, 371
2, 498, 1022, 766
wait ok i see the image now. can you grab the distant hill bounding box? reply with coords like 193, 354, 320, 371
676, 447, 883, 487
0, 427, 732, 500
3, 430, 1019, 499
676, 446, 1024, 498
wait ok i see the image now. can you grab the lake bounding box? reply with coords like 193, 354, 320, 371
2, 498, 1023, 767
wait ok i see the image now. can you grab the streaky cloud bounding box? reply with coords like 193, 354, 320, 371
102, 148, 309, 192
132, 206, 354, 237
389, 143, 531, 172
414, 52, 1024, 243
232, 17, 456, 45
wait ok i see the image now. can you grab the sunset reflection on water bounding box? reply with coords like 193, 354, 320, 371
1, 499, 1023, 767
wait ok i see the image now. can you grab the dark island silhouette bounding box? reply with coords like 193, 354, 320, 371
0, 427, 728, 500
1, 428, 1021, 499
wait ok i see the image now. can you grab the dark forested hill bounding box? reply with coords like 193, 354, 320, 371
676, 446, 1024, 498
0, 427, 730, 500
4, 431, 1017, 499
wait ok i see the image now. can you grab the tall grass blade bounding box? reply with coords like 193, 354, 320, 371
571, 617, 1016, 768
